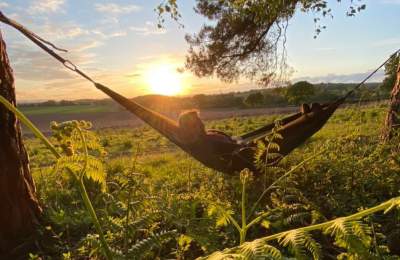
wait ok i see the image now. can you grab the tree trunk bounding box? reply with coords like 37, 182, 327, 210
0, 30, 42, 257
382, 61, 400, 141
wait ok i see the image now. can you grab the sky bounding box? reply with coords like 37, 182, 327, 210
0, 0, 399, 102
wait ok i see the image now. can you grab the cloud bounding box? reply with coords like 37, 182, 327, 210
130, 22, 166, 36
14, 66, 135, 101
316, 47, 336, 52
9, 41, 97, 82
73, 40, 103, 52
371, 37, 400, 47
12, 52, 75, 81
99, 17, 119, 25
91, 29, 127, 39
0, 2, 9, 8
29, 0, 65, 14
125, 73, 141, 78
95, 3, 141, 14
8, 16, 99, 45
293, 70, 385, 83
16, 80, 102, 101
41, 24, 89, 40
380, 0, 400, 4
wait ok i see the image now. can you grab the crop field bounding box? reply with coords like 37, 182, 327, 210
20, 104, 299, 133
20, 104, 117, 116
21, 102, 400, 259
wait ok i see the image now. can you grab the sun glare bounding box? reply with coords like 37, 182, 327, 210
144, 64, 184, 96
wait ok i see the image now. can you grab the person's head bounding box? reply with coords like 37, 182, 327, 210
178, 110, 206, 143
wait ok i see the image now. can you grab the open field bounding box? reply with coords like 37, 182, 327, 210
21, 101, 384, 133
19, 104, 116, 116
21, 105, 299, 133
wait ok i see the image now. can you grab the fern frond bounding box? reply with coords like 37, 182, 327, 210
324, 218, 353, 237
198, 251, 240, 260
86, 155, 103, 169
273, 132, 283, 140
129, 211, 162, 232
302, 232, 322, 259
265, 153, 282, 160
278, 230, 306, 257
239, 240, 282, 260
56, 154, 107, 191
85, 169, 107, 191
110, 247, 124, 258
107, 216, 124, 230
85, 155, 107, 191
268, 142, 280, 152
256, 141, 266, 151
325, 219, 373, 256
207, 204, 234, 227
351, 221, 371, 241
56, 154, 85, 173
383, 197, 400, 214
278, 230, 321, 259
127, 230, 177, 257
284, 212, 311, 226
263, 166, 283, 172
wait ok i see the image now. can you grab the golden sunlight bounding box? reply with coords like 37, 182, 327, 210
144, 64, 184, 96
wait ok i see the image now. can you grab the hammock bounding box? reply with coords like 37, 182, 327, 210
96, 83, 343, 174
0, 11, 398, 175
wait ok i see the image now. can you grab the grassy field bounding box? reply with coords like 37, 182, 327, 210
19, 104, 116, 116
24, 103, 400, 259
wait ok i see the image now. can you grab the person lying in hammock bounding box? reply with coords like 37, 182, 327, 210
175, 109, 251, 173
175, 103, 328, 175
94, 82, 341, 176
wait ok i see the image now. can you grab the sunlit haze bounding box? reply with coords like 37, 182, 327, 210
144, 64, 184, 96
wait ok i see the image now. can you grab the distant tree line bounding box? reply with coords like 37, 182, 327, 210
19, 100, 78, 107
242, 81, 388, 108
18, 99, 114, 107
18, 82, 390, 111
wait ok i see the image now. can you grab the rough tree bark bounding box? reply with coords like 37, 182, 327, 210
382, 61, 400, 141
0, 30, 42, 256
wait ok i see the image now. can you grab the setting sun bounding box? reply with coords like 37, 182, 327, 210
144, 64, 184, 96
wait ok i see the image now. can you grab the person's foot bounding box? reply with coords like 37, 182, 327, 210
311, 103, 322, 111
301, 103, 311, 114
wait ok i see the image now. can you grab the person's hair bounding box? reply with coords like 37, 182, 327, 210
179, 110, 200, 126
178, 110, 206, 142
